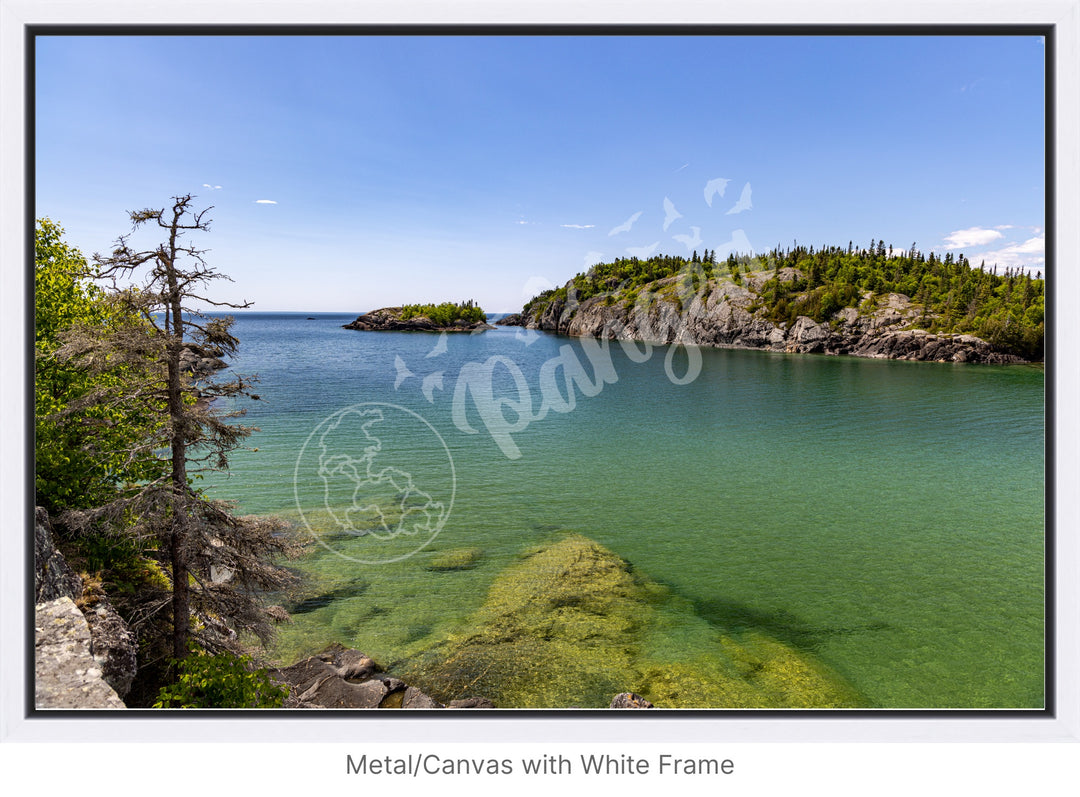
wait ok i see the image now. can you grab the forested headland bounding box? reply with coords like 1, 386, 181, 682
519, 241, 1043, 362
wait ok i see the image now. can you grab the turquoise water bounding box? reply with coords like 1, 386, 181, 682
203, 312, 1045, 708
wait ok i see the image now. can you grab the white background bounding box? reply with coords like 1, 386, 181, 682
2, 1, 1077, 793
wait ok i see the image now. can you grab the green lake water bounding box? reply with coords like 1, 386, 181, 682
203, 312, 1045, 709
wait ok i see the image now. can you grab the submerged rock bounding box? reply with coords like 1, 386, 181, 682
397, 534, 865, 709
426, 547, 484, 572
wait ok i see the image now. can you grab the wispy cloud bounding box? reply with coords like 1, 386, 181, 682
978, 236, 1045, 272
255, 199, 278, 204
944, 226, 1003, 249
202, 183, 222, 190
561, 224, 595, 229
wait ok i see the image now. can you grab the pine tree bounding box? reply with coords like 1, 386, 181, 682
57, 195, 300, 662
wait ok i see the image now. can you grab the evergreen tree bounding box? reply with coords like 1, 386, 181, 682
56, 195, 300, 662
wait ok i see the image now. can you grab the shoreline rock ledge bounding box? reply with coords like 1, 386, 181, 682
508, 286, 1032, 365
272, 643, 495, 709
344, 307, 493, 333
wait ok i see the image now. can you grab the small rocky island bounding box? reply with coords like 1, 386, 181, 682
344, 300, 493, 332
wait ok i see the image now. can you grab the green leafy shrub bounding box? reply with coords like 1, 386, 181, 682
34, 218, 167, 511
154, 646, 288, 708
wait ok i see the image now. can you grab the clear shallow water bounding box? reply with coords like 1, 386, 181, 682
202, 312, 1045, 708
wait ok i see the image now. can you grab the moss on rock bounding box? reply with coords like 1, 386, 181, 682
426, 547, 484, 572
398, 534, 865, 709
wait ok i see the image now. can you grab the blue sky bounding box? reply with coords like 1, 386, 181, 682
35, 34, 1046, 312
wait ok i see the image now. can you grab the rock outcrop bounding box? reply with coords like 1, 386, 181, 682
274, 643, 492, 709
344, 307, 493, 333
179, 345, 227, 378
35, 598, 126, 709
510, 279, 1026, 364
34, 507, 82, 604
80, 591, 138, 699
35, 507, 139, 700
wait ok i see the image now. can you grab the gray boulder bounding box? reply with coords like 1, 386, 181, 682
35, 598, 126, 709
402, 686, 444, 709
788, 316, 830, 352
276, 646, 448, 709
35, 507, 138, 698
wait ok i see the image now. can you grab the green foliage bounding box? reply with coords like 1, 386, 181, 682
153, 646, 288, 708
399, 300, 485, 326
34, 218, 166, 511
63, 532, 171, 602
744, 243, 1044, 359
566, 254, 694, 303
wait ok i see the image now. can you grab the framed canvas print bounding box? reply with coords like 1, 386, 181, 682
3, 3, 1077, 780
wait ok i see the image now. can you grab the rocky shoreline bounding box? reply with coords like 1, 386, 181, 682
34, 508, 136, 709
35, 506, 855, 708
507, 274, 1029, 365
344, 307, 494, 333
33, 506, 658, 710
271, 644, 655, 709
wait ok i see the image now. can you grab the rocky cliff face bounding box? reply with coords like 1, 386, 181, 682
517, 277, 1026, 365
34, 507, 139, 703
34, 507, 83, 604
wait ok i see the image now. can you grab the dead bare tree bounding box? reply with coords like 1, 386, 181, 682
58, 194, 299, 662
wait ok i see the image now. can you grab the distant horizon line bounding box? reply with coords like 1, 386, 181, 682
195, 308, 522, 315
